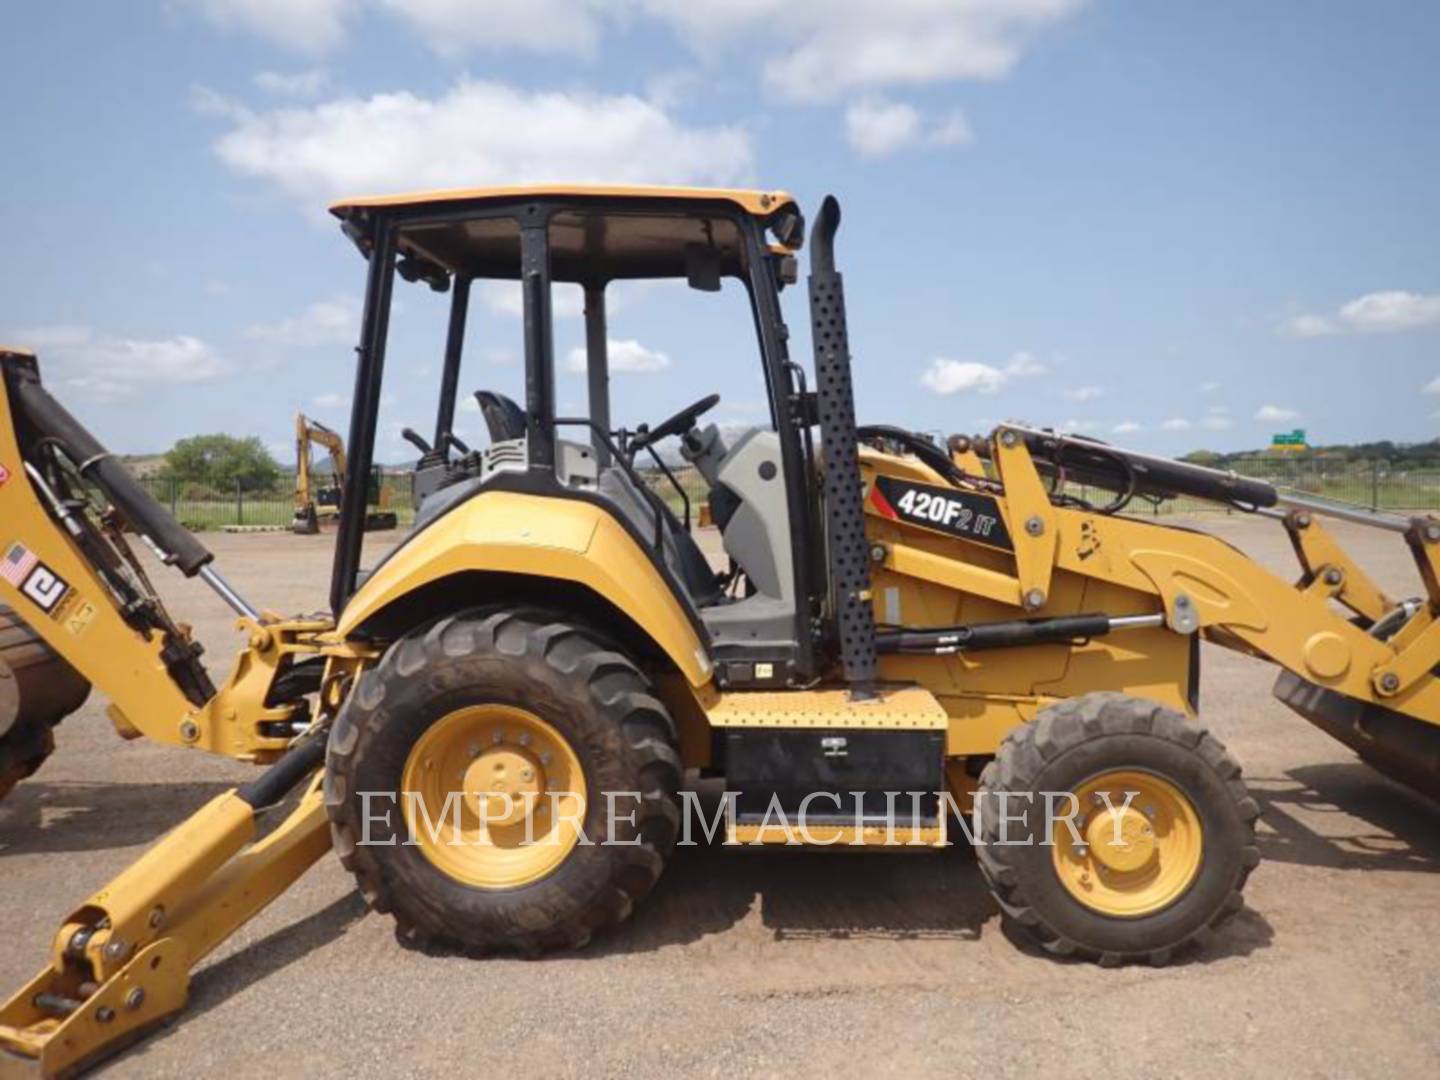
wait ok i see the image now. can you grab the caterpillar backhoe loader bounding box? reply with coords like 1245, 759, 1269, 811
291, 412, 397, 534
2, 185, 1439, 1077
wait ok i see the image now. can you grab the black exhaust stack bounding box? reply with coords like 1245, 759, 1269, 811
808, 196, 877, 698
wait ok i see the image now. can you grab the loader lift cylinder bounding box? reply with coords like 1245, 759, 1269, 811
8, 361, 214, 576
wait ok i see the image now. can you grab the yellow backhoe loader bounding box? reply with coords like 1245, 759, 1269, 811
292, 412, 397, 534
1, 185, 1438, 1077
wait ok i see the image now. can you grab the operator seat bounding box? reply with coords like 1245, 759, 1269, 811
595, 468, 722, 607
474, 390, 526, 443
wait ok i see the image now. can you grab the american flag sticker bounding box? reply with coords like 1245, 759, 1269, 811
1, 542, 37, 587
2, 542, 69, 614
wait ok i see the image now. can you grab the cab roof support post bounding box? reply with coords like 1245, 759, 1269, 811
584, 282, 610, 465
520, 218, 555, 469
433, 273, 471, 449
331, 216, 396, 615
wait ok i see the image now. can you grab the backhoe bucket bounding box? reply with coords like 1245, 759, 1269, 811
1275, 670, 1440, 802
0, 605, 90, 799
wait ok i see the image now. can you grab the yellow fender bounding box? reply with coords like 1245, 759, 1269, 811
336, 490, 715, 687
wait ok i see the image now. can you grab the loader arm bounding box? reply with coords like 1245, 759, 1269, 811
861, 424, 1440, 792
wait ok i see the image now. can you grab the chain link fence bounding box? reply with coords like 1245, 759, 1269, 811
134, 473, 416, 530
127, 454, 1438, 533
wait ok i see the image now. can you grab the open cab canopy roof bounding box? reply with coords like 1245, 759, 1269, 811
329, 184, 802, 284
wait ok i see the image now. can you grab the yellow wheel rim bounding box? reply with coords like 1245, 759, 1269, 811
400, 704, 587, 889
1052, 769, 1202, 918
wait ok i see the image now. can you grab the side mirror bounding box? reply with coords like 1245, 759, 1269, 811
685, 243, 722, 292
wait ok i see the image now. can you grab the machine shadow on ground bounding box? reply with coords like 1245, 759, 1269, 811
1250, 762, 1440, 874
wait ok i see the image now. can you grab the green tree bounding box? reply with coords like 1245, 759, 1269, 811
162, 434, 282, 492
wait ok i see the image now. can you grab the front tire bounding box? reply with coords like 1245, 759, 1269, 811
325, 609, 682, 953
976, 692, 1260, 965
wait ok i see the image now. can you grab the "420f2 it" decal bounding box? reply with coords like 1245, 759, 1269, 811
870, 476, 1014, 551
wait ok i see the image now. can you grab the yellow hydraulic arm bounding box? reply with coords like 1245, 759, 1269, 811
864, 424, 1440, 740
0, 352, 351, 1076
0, 739, 331, 1078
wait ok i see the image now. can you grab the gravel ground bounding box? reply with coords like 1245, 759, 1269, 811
2, 516, 1437, 1078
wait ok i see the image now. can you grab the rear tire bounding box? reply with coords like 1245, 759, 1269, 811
0, 605, 91, 800
976, 692, 1260, 965
325, 608, 682, 953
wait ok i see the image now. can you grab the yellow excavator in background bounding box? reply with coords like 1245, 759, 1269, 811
292, 413, 396, 534
0, 184, 1438, 1077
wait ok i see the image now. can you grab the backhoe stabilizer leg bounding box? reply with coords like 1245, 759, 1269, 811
0, 744, 330, 1078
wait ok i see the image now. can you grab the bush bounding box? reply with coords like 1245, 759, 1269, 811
161, 434, 282, 493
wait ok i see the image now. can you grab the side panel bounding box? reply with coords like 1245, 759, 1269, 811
336, 490, 715, 687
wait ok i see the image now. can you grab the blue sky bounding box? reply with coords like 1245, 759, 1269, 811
2, 1, 1437, 462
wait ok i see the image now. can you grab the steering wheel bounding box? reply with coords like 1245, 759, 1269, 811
629, 393, 721, 455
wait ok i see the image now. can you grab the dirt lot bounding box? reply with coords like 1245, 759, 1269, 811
3, 516, 1438, 1078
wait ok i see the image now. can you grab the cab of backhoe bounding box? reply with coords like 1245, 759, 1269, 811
325, 186, 827, 688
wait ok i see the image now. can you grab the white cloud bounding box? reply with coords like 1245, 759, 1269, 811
312, 391, 348, 410
1282, 290, 1440, 337
1255, 404, 1301, 422
202, 77, 754, 207
479, 282, 587, 320
1058, 418, 1098, 434
1004, 351, 1049, 377
1062, 385, 1103, 402
844, 97, 972, 157
920, 359, 1006, 395
1200, 380, 1220, 393
182, 1, 1083, 106
919, 349, 1049, 395
478, 279, 675, 320
375, 0, 605, 56
1112, 421, 1142, 434
253, 68, 330, 97
1160, 417, 1191, 431
1280, 313, 1338, 338
244, 296, 358, 347
1339, 290, 1440, 333
10, 326, 227, 401
180, 0, 349, 53
1423, 376, 1440, 395
564, 338, 670, 374
641, 0, 1086, 103
1199, 414, 1233, 431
